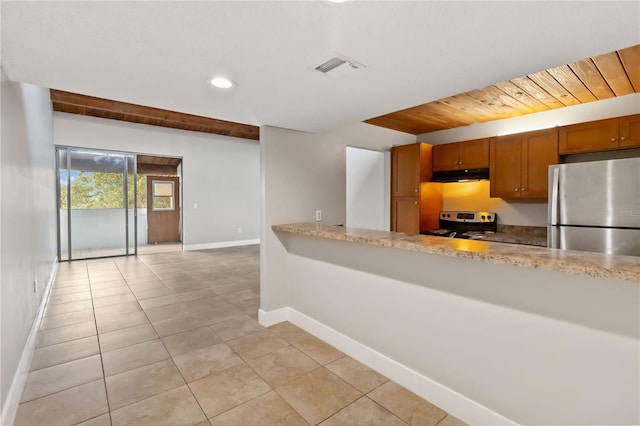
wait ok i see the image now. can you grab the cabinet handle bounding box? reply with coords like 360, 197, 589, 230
611, 137, 617, 142
521, 188, 526, 191
459, 161, 463, 165
414, 189, 418, 193
620, 136, 627, 141
514, 188, 519, 192
414, 201, 418, 205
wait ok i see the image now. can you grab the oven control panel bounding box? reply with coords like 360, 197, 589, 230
440, 211, 497, 223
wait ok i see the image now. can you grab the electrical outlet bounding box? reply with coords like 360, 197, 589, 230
33, 279, 38, 293
315, 210, 322, 222
237, 227, 242, 233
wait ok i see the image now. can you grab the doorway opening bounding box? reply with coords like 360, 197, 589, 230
56, 148, 182, 261
137, 155, 182, 254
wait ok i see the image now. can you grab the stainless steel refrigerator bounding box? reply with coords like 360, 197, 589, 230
548, 157, 640, 256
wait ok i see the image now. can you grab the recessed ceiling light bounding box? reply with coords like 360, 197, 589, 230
210, 77, 236, 89
328, 0, 349, 3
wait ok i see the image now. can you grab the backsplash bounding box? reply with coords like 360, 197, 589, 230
441, 181, 548, 226
497, 224, 547, 237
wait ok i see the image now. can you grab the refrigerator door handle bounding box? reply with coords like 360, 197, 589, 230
550, 167, 559, 226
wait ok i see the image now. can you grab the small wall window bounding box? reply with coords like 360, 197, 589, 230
152, 181, 175, 210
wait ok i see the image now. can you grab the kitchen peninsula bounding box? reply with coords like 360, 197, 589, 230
265, 223, 639, 425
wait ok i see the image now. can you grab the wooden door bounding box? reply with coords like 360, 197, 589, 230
391, 144, 421, 197
558, 118, 619, 154
432, 143, 460, 171
392, 197, 420, 235
147, 176, 181, 243
619, 114, 640, 148
521, 128, 559, 198
490, 135, 522, 198
459, 138, 489, 169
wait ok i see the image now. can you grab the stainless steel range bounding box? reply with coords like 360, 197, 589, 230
420, 211, 497, 240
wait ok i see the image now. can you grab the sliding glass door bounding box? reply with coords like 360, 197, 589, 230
57, 147, 137, 260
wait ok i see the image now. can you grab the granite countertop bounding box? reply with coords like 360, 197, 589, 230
272, 223, 640, 284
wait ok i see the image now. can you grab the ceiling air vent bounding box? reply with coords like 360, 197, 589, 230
314, 54, 365, 79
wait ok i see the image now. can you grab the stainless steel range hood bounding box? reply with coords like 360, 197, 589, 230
431, 168, 490, 182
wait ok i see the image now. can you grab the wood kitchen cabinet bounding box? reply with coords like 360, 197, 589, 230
490, 128, 559, 199
391, 197, 420, 236
392, 143, 431, 197
558, 114, 640, 154
390, 143, 442, 235
432, 138, 489, 171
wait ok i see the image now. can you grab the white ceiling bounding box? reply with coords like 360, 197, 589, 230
2, 1, 639, 134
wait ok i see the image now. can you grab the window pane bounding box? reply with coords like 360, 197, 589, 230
153, 196, 174, 210
152, 181, 174, 210
153, 182, 173, 197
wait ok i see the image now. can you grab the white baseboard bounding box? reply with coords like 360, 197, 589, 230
183, 239, 260, 251
1, 257, 59, 426
258, 308, 290, 327
258, 306, 515, 426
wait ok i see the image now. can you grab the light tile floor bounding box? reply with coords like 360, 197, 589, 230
15, 245, 467, 426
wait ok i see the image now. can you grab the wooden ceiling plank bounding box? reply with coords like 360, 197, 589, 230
398, 111, 454, 128
409, 104, 474, 127
437, 96, 488, 122
494, 81, 549, 112
568, 59, 616, 100
426, 101, 481, 125
545, 65, 598, 103
592, 51, 635, 96
393, 111, 454, 132
618, 44, 640, 92
527, 71, 581, 106
465, 89, 524, 118
509, 77, 565, 109
481, 85, 538, 114
365, 104, 462, 134
50, 89, 260, 140
447, 94, 513, 122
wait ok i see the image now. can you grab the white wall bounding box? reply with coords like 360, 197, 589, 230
260, 122, 413, 312
346, 147, 389, 231
53, 113, 260, 249
0, 78, 57, 422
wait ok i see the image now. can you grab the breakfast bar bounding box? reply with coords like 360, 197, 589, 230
265, 223, 640, 425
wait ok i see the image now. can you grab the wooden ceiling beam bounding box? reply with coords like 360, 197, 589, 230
50, 89, 260, 141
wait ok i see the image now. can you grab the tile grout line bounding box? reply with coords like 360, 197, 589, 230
87, 258, 123, 426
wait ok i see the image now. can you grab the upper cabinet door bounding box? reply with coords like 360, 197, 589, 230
490, 135, 522, 198
619, 114, 640, 148
432, 143, 460, 171
391, 144, 421, 197
521, 128, 559, 198
459, 138, 490, 169
559, 118, 619, 154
